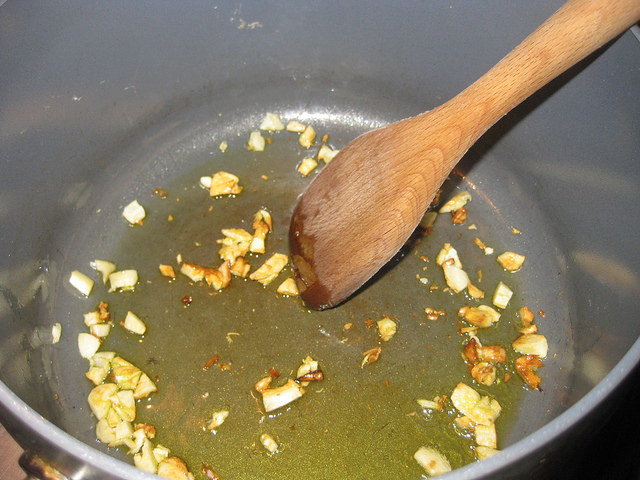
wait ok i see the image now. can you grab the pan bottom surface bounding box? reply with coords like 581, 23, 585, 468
47, 80, 574, 479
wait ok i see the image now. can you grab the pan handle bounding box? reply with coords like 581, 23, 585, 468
18, 451, 70, 480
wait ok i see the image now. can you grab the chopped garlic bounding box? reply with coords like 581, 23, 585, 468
517, 306, 537, 334
230, 257, 251, 278
299, 125, 316, 148
110, 389, 136, 423
421, 211, 438, 229
296, 356, 319, 387
497, 251, 526, 271
218, 228, 252, 264
317, 144, 339, 163
259, 112, 285, 131
473, 237, 494, 255
180, 261, 231, 290
361, 346, 382, 367
247, 131, 266, 151
153, 444, 170, 463
512, 334, 548, 358
515, 355, 544, 390
206, 410, 229, 431
277, 277, 299, 296
414, 446, 452, 476
86, 351, 115, 385
209, 171, 243, 196
88, 383, 118, 420
451, 383, 501, 426
439, 191, 472, 213
157, 457, 193, 480
286, 120, 306, 133
454, 416, 475, 431
158, 264, 176, 279
250, 209, 272, 254
127, 428, 149, 455
459, 305, 501, 328
260, 433, 279, 454
134, 373, 158, 399
78, 332, 101, 359
254, 376, 273, 394
219, 141, 228, 152
442, 260, 469, 293
377, 316, 397, 341
467, 282, 485, 299
123, 311, 146, 335
297, 157, 318, 176
69, 270, 94, 296
471, 362, 497, 386
110, 420, 134, 447
133, 438, 157, 474
417, 398, 440, 410
123, 200, 146, 225
417, 396, 445, 412
436, 243, 462, 268
474, 423, 497, 448
84, 311, 101, 327
90, 323, 112, 338
199, 176, 212, 189
477, 345, 507, 363
51, 323, 61, 344
112, 359, 142, 390
90, 260, 116, 283
260, 378, 305, 412
96, 418, 117, 444
249, 253, 288, 285
492, 281, 513, 309
109, 269, 138, 292
475, 445, 500, 460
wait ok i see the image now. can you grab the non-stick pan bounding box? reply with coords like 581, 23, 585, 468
1, 1, 639, 479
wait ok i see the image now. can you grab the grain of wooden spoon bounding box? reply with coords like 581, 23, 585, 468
289, 0, 640, 310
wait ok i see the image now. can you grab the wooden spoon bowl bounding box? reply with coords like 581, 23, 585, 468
290, 0, 640, 310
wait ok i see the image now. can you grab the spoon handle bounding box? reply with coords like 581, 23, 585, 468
437, 0, 640, 143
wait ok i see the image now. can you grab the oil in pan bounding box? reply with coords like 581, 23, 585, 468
53, 93, 573, 480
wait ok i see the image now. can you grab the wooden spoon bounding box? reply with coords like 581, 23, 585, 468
289, 0, 640, 310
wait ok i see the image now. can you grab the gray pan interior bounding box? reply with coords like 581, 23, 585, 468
0, 1, 639, 479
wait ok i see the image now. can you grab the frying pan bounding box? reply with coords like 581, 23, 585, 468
1, 1, 639, 479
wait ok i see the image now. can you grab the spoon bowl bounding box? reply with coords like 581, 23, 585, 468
290, 0, 640, 309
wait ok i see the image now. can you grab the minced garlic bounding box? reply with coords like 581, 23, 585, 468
69, 270, 94, 296
297, 157, 318, 176
250, 209, 272, 254
249, 253, 288, 286
414, 447, 452, 476
286, 120, 306, 133
277, 278, 299, 296
209, 171, 243, 196
492, 281, 513, 309
459, 305, 501, 328
259, 113, 285, 131
438, 191, 472, 213
122, 200, 146, 225
260, 379, 305, 412
299, 125, 316, 148
247, 131, 266, 151
317, 144, 339, 163
377, 316, 397, 341
512, 333, 548, 358
496, 251, 525, 271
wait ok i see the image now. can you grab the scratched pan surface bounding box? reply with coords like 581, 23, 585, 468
0, 2, 639, 480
